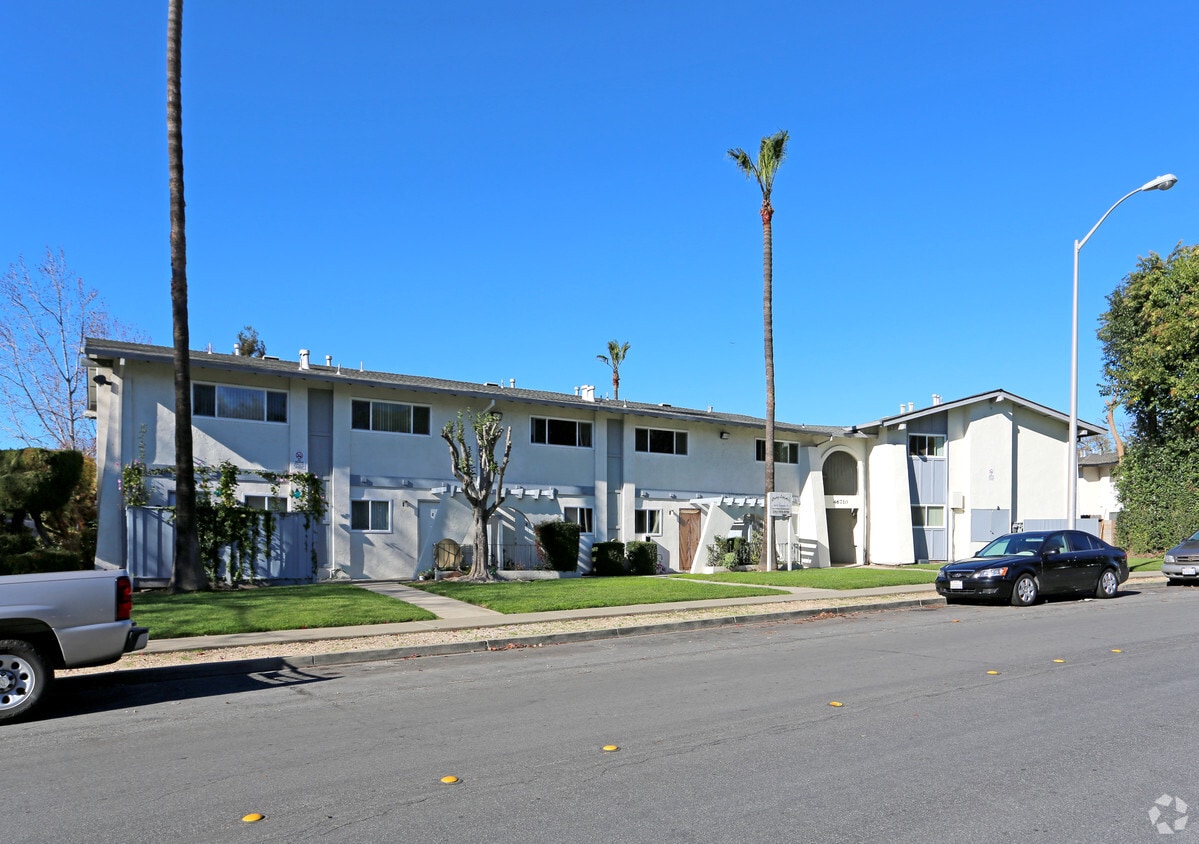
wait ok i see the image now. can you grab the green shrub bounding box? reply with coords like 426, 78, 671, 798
0, 547, 86, 576
591, 541, 627, 576
535, 519, 581, 572
626, 541, 659, 576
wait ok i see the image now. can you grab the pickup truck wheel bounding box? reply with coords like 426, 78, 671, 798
0, 640, 50, 723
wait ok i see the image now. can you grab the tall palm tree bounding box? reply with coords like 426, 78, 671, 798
167, 0, 205, 592
728, 129, 788, 569
596, 339, 631, 400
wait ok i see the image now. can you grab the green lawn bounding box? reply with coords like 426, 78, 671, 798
1128, 554, 1163, 572
411, 577, 786, 613
133, 583, 436, 639
679, 567, 938, 589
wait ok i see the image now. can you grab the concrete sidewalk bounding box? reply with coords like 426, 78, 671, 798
140, 579, 943, 655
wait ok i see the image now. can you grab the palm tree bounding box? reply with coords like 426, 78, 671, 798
728, 130, 788, 569
596, 339, 631, 400
167, 0, 205, 592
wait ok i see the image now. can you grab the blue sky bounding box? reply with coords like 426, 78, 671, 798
1, 1, 1194, 441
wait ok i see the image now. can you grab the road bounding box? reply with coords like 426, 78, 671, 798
7, 583, 1196, 843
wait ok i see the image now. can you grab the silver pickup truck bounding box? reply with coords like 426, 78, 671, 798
1, 569, 149, 723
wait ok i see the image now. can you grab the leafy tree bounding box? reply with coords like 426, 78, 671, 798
0, 249, 146, 456
596, 339, 630, 400
728, 129, 789, 569
167, 0, 205, 592
236, 325, 267, 357
441, 410, 513, 581
1099, 243, 1199, 551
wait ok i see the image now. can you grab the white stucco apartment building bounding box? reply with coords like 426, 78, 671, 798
83, 339, 1104, 581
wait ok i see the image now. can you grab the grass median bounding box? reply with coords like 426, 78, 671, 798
411, 577, 787, 613
133, 583, 437, 639
678, 567, 938, 589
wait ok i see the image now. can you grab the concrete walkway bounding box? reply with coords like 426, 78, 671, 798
138, 572, 1166, 658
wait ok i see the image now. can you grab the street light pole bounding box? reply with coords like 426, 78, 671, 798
1068, 173, 1177, 529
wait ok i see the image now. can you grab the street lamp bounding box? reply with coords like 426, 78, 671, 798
1068, 174, 1177, 528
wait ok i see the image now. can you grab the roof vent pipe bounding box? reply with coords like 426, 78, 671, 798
574, 386, 580, 396
899, 402, 905, 415
299, 349, 310, 370
932, 394, 941, 405
325, 355, 332, 366
234, 343, 241, 356
510, 379, 515, 389
908, 402, 914, 413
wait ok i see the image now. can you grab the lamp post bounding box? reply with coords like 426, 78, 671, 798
1068, 173, 1177, 528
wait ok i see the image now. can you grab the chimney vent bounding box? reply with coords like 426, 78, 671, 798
908, 402, 915, 413
581, 385, 596, 402
325, 355, 332, 366
299, 349, 310, 370
234, 343, 241, 356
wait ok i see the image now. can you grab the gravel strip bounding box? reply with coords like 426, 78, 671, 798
60, 593, 928, 676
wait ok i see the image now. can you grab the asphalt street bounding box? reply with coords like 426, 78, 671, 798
7, 582, 1196, 843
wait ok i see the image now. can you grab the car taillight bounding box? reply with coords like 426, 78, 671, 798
116, 575, 133, 621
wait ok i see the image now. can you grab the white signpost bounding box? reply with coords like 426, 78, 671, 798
766, 492, 795, 571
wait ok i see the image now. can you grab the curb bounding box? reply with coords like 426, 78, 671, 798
95, 594, 947, 686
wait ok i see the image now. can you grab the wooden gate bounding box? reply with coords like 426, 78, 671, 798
678, 508, 700, 572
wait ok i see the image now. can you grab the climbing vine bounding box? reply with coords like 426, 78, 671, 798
121, 459, 327, 583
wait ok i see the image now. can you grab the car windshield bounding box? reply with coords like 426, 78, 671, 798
1190, 531, 1199, 542
978, 535, 1044, 557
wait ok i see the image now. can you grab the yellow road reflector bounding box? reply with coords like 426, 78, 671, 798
986, 670, 1000, 675
1111, 649, 1123, 653
440, 775, 460, 784
602, 745, 620, 752
1053, 659, 1065, 663
829, 701, 844, 707
241, 813, 265, 823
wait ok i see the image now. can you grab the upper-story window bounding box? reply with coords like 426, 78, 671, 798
194, 383, 287, 423
635, 427, 688, 455
909, 434, 945, 457
352, 400, 431, 435
756, 439, 799, 464
531, 417, 592, 448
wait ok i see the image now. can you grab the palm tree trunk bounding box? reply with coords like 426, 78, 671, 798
166, 0, 205, 592
761, 200, 776, 570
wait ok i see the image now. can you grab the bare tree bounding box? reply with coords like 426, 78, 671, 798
0, 249, 145, 456
441, 410, 513, 581
166, 0, 205, 592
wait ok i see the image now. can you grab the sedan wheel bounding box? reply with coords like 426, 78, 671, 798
1096, 569, 1120, 599
1010, 574, 1038, 607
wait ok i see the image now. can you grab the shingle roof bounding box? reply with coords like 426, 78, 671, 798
83, 338, 845, 438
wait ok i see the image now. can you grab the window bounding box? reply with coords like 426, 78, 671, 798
565, 506, 594, 533
911, 506, 945, 528
244, 495, 288, 512
908, 434, 945, 457
532, 417, 593, 448
351, 500, 391, 532
635, 428, 688, 455
756, 439, 799, 464
351, 399, 431, 435
634, 509, 662, 535
193, 383, 287, 423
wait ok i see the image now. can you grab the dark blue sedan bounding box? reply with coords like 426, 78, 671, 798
935, 530, 1128, 607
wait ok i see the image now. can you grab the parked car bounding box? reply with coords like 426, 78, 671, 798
1162, 530, 1199, 585
935, 530, 1128, 607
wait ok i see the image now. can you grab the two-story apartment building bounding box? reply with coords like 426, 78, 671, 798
84, 339, 1104, 581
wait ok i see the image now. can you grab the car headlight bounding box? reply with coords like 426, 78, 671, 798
973, 567, 1009, 579
1165, 554, 1176, 564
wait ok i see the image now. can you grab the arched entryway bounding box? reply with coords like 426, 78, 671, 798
822, 450, 860, 565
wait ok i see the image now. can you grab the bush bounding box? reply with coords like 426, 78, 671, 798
626, 541, 659, 576
534, 519, 581, 572
0, 547, 86, 576
591, 541, 627, 576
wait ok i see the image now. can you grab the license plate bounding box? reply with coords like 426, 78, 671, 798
950, 580, 964, 590
1183, 567, 1197, 576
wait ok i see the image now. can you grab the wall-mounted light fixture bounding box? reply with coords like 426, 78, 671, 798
719, 431, 730, 440
93, 374, 110, 386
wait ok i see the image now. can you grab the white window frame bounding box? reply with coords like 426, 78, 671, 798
634, 509, 662, 536
351, 499, 391, 532
531, 417, 593, 448
193, 382, 288, 424
244, 495, 288, 512
634, 427, 688, 456
755, 439, 800, 464
351, 399, 432, 435
565, 506, 594, 534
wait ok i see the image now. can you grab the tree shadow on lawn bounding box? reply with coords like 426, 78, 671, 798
35, 661, 337, 722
